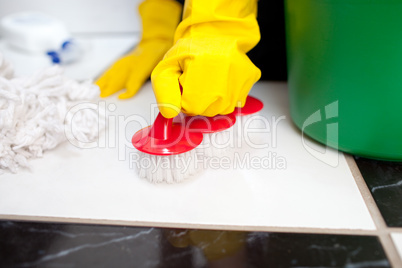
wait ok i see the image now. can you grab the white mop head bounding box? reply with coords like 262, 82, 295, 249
0, 54, 101, 174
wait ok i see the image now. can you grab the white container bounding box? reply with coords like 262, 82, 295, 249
1, 12, 71, 53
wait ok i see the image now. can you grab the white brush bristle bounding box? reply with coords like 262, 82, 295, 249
196, 129, 232, 158
137, 150, 200, 183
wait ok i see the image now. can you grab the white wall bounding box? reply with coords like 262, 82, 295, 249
0, 0, 143, 33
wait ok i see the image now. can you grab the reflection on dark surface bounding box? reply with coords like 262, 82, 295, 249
355, 157, 402, 227
0, 221, 390, 267
162, 229, 247, 268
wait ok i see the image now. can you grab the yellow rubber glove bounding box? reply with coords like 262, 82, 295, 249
96, 0, 182, 99
151, 0, 261, 118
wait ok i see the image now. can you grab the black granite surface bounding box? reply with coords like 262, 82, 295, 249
355, 157, 402, 227
0, 221, 390, 268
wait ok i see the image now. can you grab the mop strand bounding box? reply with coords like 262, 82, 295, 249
0, 54, 13, 79
0, 54, 101, 174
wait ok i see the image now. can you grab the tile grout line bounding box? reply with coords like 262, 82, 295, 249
345, 155, 389, 230
0, 155, 399, 265
0, 214, 381, 235
345, 154, 402, 267
389, 228, 402, 233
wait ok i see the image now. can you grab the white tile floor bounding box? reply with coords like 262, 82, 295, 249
0, 35, 375, 231
392, 233, 402, 260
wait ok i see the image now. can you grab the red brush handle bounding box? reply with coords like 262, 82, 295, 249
149, 83, 181, 140
149, 113, 173, 140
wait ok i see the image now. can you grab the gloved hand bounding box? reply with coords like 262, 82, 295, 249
151, 0, 261, 118
96, 0, 182, 99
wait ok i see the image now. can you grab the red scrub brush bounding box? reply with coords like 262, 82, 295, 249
174, 113, 236, 158
232, 95, 264, 142
132, 112, 203, 183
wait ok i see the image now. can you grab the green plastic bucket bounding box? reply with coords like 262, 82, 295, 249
284, 0, 402, 161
